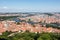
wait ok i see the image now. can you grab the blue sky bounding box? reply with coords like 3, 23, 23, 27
0, 0, 60, 12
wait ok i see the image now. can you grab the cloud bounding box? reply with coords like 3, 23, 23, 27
3, 6, 8, 9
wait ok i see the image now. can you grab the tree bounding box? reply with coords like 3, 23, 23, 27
37, 33, 52, 40
0, 31, 12, 40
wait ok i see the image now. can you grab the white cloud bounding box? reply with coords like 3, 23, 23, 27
3, 6, 8, 9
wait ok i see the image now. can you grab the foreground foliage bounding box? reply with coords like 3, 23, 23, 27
0, 31, 60, 40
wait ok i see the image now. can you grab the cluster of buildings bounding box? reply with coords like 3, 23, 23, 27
0, 13, 60, 35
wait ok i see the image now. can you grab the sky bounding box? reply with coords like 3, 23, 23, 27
0, 0, 60, 12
